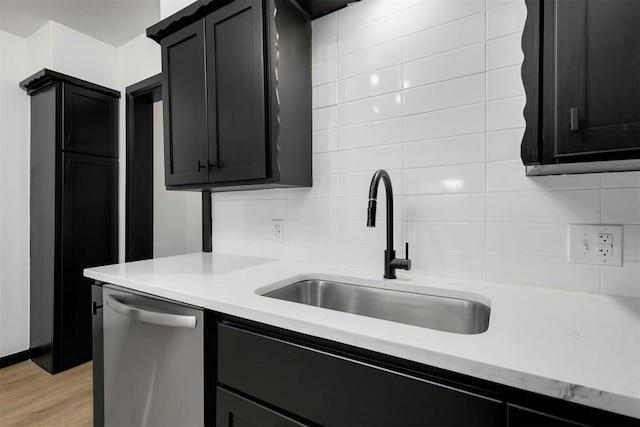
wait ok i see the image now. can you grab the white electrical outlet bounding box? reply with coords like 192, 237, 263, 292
568, 224, 623, 266
272, 219, 284, 244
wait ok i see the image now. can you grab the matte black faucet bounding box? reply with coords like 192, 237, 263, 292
367, 169, 411, 279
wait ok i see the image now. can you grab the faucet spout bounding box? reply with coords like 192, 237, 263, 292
367, 169, 411, 279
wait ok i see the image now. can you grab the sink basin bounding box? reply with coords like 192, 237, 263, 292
262, 279, 490, 334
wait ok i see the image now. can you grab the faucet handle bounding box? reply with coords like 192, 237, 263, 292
391, 242, 412, 272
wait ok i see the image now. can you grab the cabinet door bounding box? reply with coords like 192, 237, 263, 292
206, 0, 267, 183
218, 324, 504, 426
217, 388, 309, 427
162, 19, 209, 186
508, 405, 587, 427
63, 83, 118, 157
61, 153, 118, 370
553, 0, 640, 160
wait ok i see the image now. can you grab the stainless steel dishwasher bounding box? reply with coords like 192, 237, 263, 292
103, 285, 204, 427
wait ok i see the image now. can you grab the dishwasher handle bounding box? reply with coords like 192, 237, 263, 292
105, 294, 197, 329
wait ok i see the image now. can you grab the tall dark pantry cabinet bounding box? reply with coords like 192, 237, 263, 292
21, 69, 119, 374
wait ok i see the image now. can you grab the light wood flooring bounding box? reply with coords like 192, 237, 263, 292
0, 360, 93, 426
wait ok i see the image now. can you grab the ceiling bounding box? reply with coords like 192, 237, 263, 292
0, 0, 161, 47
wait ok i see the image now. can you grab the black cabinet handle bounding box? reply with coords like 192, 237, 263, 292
198, 160, 208, 171
570, 107, 580, 131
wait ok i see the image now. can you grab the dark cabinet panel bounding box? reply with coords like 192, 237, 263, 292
216, 388, 309, 427
61, 153, 118, 369
63, 84, 118, 157
218, 323, 504, 427
22, 69, 119, 374
206, 0, 266, 183
522, 0, 640, 175
554, 0, 640, 158
153, 0, 311, 191
161, 20, 209, 186
508, 404, 588, 427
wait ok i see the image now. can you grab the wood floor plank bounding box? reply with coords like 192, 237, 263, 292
0, 361, 92, 426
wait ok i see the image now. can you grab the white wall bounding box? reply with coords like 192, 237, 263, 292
153, 102, 202, 258
211, 0, 640, 298
0, 30, 30, 358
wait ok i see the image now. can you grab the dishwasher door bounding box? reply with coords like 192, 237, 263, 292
103, 285, 204, 427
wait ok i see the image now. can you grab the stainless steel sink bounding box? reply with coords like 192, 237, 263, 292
262, 279, 490, 334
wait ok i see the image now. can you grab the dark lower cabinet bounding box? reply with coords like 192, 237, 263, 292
22, 69, 119, 374
216, 317, 639, 427
216, 388, 308, 427
218, 323, 504, 426
508, 405, 588, 427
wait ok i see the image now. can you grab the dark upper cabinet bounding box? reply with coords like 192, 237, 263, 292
63, 84, 118, 157
522, 0, 640, 175
150, 0, 311, 191
161, 20, 209, 186
21, 69, 119, 374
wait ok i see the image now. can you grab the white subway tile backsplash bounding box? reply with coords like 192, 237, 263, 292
487, 160, 601, 192
312, 34, 337, 64
339, 220, 404, 247
338, 12, 406, 57
312, 128, 339, 153
487, 223, 567, 257
600, 261, 640, 298
487, 190, 601, 224
601, 172, 640, 188
213, 199, 287, 220
486, 128, 523, 162
312, 12, 337, 40
288, 220, 337, 243
403, 103, 485, 142
288, 198, 339, 220
487, 0, 519, 10
312, 82, 337, 109
403, 43, 485, 88
313, 59, 337, 87
487, 65, 525, 101
405, 194, 486, 222
402, 12, 485, 63
337, 0, 426, 34
337, 66, 401, 103
210, 0, 639, 297
338, 170, 403, 198
407, 222, 486, 251
403, 163, 486, 195
312, 151, 339, 176
411, 248, 486, 281
403, 74, 485, 116
602, 188, 640, 224
400, 0, 485, 37
487, 253, 601, 293
288, 175, 339, 199
337, 40, 401, 80
339, 196, 402, 222
486, 32, 523, 70
338, 92, 402, 127
338, 144, 403, 174
623, 225, 640, 262
486, 1, 527, 40
403, 134, 486, 168
487, 96, 526, 131
339, 118, 402, 150
313, 105, 337, 130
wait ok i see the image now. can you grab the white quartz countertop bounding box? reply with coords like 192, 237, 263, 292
84, 252, 640, 419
